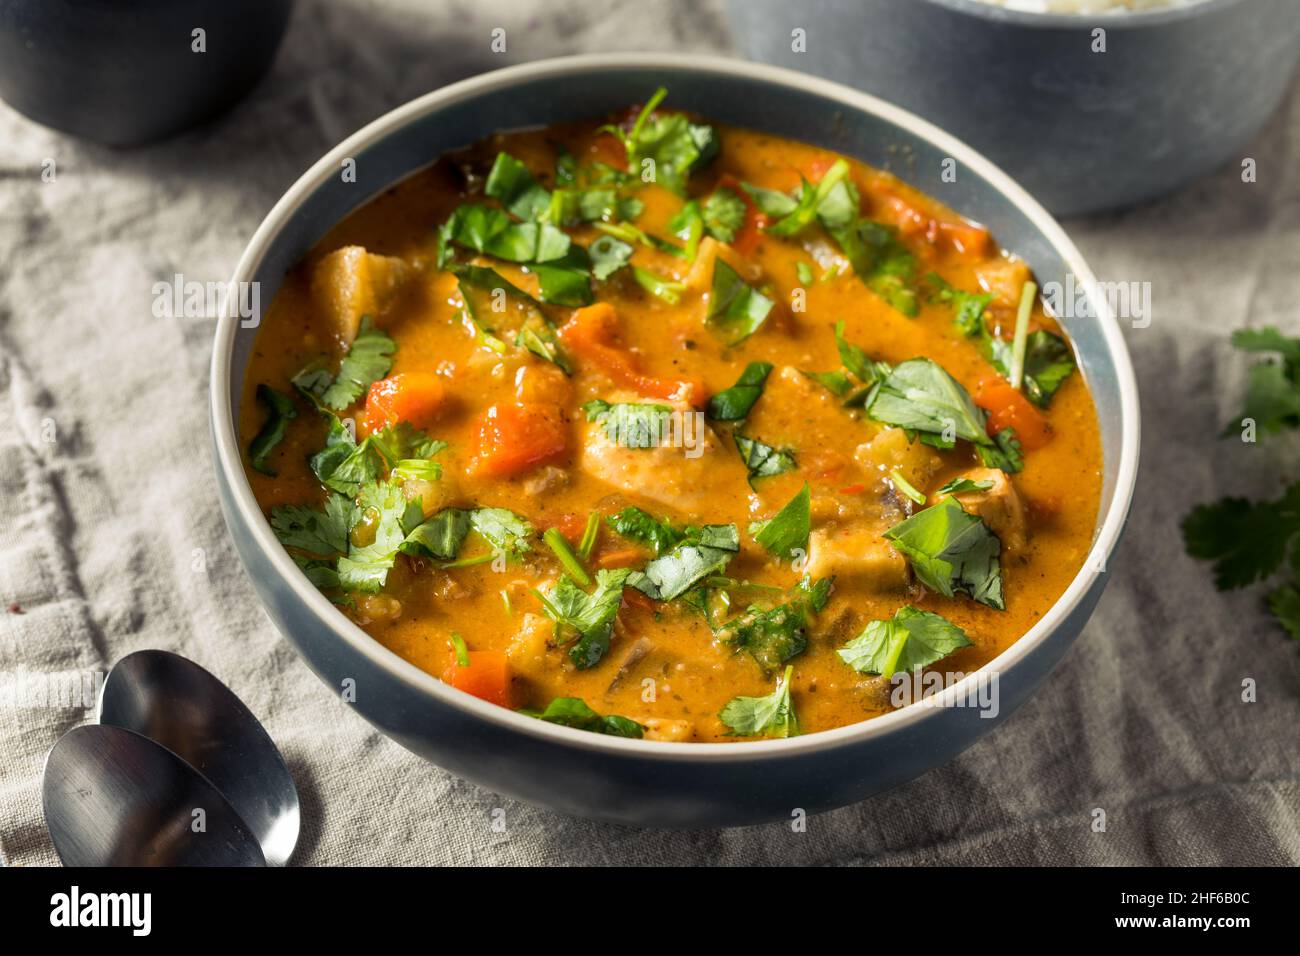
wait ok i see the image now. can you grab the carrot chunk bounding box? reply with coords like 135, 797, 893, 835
881, 194, 991, 260
559, 303, 706, 407
975, 379, 1051, 451
443, 650, 512, 707
468, 402, 567, 478
362, 372, 447, 433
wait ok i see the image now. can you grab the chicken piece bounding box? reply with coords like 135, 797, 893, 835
805, 523, 910, 592
311, 245, 413, 345
944, 467, 1028, 552
578, 397, 737, 516
855, 427, 942, 491
641, 718, 693, 742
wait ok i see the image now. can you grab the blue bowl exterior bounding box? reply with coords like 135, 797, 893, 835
219, 461, 1110, 827
213, 60, 1135, 827
728, 0, 1300, 216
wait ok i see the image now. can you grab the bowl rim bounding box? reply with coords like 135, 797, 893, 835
211, 51, 1140, 763
922, 0, 1244, 28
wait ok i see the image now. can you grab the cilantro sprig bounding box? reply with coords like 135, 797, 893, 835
601, 86, 718, 195
1184, 328, 1300, 641
1225, 327, 1300, 435
1183, 482, 1300, 640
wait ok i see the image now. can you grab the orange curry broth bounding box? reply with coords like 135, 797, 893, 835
239, 115, 1102, 742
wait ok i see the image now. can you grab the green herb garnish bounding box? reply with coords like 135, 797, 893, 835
719, 665, 799, 737
523, 697, 644, 737
707, 361, 773, 421
538, 568, 633, 668
706, 258, 774, 344
750, 484, 811, 560
248, 385, 298, 476
734, 434, 796, 484
837, 605, 973, 679
885, 497, 1004, 610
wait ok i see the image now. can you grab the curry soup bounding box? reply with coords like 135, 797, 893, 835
240, 90, 1102, 742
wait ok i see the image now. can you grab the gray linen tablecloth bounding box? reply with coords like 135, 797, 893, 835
2, 0, 1298, 866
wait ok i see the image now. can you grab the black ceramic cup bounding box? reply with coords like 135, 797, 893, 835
0, 0, 294, 146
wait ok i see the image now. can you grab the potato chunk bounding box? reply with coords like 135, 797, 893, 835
945, 468, 1027, 552
506, 613, 552, 670
311, 245, 412, 345
804, 524, 909, 592
855, 427, 942, 491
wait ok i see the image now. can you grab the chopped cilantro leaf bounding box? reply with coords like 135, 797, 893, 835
927, 272, 993, 337
484, 151, 551, 221
707, 361, 773, 421
632, 266, 686, 305
399, 507, 472, 561
751, 484, 811, 560
271, 494, 354, 558
667, 200, 705, 259
588, 235, 634, 281
867, 358, 988, 449
936, 477, 995, 496
336, 480, 424, 593
719, 665, 799, 737
606, 507, 684, 556
438, 203, 571, 267
837, 605, 973, 679
523, 697, 644, 737
469, 508, 534, 558
766, 159, 850, 238
628, 525, 739, 601
540, 568, 634, 669
604, 87, 718, 195
706, 258, 774, 344
248, 385, 297, 476
734, 434, 796, 484
702, 188, 747, 243
885, 497, 1004, 609
584, 398, 673, 449
718, 577, 830, 674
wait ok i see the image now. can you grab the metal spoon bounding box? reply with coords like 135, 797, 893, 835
43, 725, 266, 866
97, 650, 300, 866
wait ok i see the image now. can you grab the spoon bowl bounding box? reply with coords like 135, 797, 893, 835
43, 725, 266, 866
98, 650, 300, 866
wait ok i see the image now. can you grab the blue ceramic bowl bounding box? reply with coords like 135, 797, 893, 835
210, 54, 1140, 828
729, 0, 1300, 216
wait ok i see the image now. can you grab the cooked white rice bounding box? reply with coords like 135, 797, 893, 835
972, 0, 1215, 13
